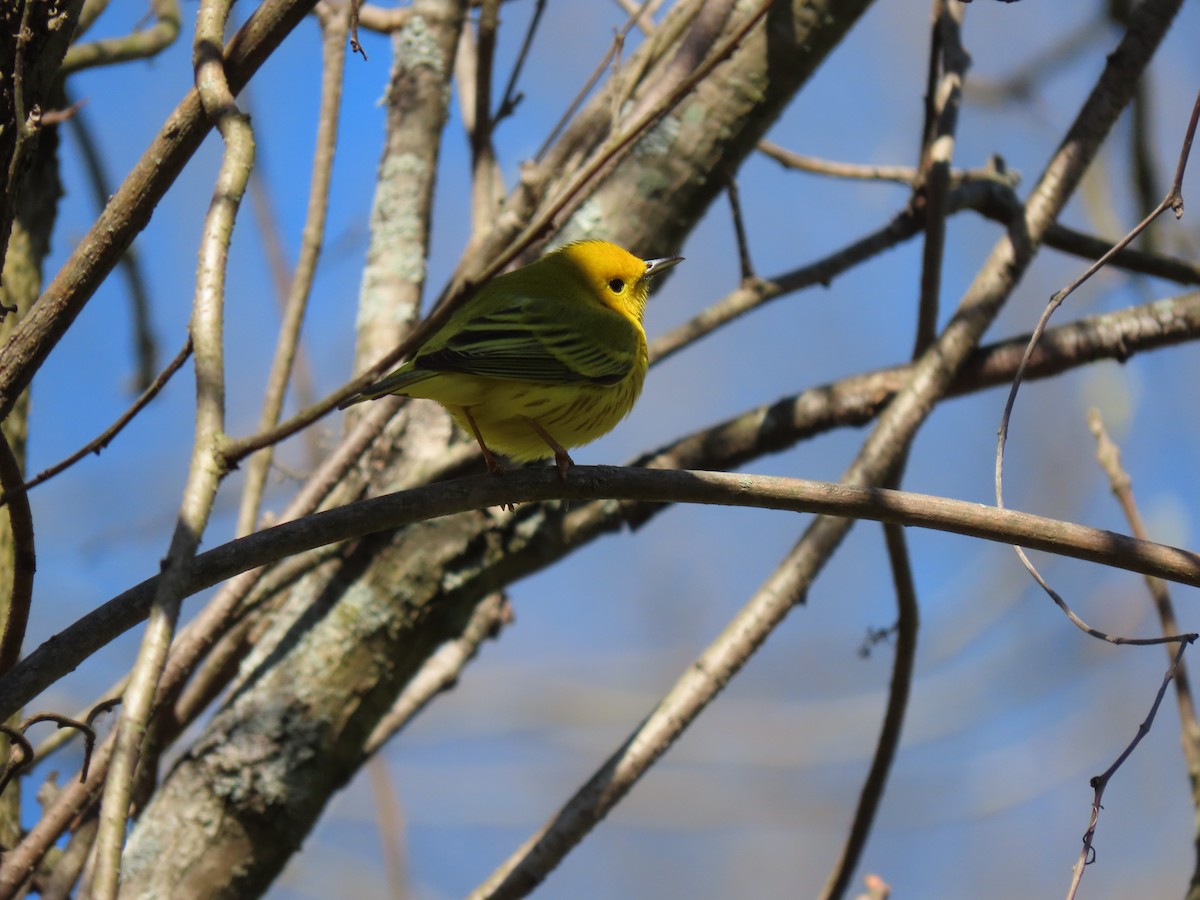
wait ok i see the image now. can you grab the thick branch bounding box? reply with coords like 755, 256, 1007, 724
7, 452, 1200, 727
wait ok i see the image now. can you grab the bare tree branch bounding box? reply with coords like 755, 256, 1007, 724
994, 86, 1200, 639
235, 2, 349, 536
91, 0, 254, 889
0, 0, 319, 418
4, 288, 1198, 729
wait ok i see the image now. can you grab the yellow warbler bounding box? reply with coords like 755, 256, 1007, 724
341, 240, 683, 476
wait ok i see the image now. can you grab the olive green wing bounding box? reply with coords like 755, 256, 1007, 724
413, 296, 640, 386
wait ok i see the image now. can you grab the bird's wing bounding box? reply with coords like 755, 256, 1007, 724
415, 297, 639, 386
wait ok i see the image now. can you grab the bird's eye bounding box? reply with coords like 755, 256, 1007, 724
607, 278, 625, 293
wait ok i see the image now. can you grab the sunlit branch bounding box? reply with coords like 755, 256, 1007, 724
236, 4, 349, 537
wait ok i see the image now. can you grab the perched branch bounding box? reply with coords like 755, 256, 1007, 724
6, 463, 1200, 729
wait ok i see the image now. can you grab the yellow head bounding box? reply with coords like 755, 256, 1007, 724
547, 240, 683, 322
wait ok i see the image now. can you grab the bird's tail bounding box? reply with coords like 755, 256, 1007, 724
337, 366, 434, 409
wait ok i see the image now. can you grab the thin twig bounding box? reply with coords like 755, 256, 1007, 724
649, 173, 1018, 366
0, 708, 106, 798
724, 168, 754, 280
758, 140, 926, 185
1088, 409, 1200, 893
818, 523, 918, 900
821, 8, 963, 895
348, 0, 366, 59
533, 0, 656, 162
0, 338, 191, 510
994, 87, 1200, 641
1066, 639, 1194, 899
759, 142, 1200, 287
21, 712, 101, 782
31, 694, 121, 766
912, 0, 967, 357
367, 757, 410, 899
65, 88, 159, 391
491, 0, 544, 127
0, 726, 33, 797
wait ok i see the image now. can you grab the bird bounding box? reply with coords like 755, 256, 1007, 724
340, 240, 683, 479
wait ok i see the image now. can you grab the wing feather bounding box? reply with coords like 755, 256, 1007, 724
414, 295, 639, 386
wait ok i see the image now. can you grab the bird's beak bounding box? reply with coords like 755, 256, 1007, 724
643, 255, 684, 278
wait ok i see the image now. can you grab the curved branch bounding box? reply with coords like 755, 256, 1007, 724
2, 463, 1199, 725
60, 0, 181, 74
4, 285, 1200, 724
91, 0, 253, 889
235, 4, 348, 536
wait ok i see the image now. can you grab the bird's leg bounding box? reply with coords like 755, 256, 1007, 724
462, 408, 503, 475
523, 417, 573, 481
463, 407, 514, 511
